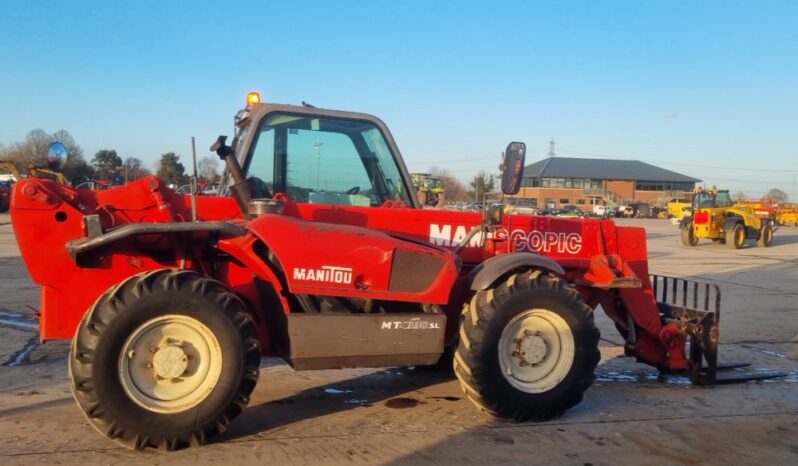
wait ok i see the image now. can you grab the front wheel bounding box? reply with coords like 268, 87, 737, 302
454, 271, 600, 421
69, 269, 261, 450
758, 223, 774, 247
726, 222, 745, 249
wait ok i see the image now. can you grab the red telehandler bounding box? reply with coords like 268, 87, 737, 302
10, 92, 775, 451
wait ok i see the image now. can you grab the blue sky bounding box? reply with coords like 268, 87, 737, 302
1, 0, 796, 197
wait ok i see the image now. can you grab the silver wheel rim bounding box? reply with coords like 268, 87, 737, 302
119, 315, 223, 413
498, 308, 575, 393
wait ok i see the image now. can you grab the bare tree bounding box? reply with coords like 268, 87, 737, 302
468, 170, 496, 201
197, 156, 220, 184
766, 188, 788, 204
122, 157, 150, 182
0, 128, 92, 180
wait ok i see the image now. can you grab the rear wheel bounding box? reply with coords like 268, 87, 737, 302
758, 223, 774, 247
69, 269, 261, 450
454, 271, 599, 421
681, 224, 698, 246
726, 223, 745, 249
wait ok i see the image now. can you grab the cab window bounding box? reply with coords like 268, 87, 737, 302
715, 192, 732, 207
693, 192, 714, 208
244, 113, 412, 206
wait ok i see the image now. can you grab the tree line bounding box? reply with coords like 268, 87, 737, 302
0, 129, 220, 187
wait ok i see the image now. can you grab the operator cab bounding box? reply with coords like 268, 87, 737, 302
692, 189, 733, 210
231, 99, 417, 208
219, 92, 525, 217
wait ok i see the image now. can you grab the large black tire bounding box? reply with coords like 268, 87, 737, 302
454, 271, 600, 421
681, 224, 698, 246
726, 222, 745, 249
69, 269, 261, 451
758, 223, 774, 247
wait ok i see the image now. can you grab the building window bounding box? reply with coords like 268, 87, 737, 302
636, 181, 695, 191
577, 198, 586, 205
559, 198, 569, 204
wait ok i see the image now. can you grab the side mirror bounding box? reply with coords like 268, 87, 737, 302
47, 142, 69, 171
500, 142, 525, 195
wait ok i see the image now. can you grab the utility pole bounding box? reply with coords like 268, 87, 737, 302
548, 138, 556, 157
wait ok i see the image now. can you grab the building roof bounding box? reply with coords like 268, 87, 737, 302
524, 157, 701, 183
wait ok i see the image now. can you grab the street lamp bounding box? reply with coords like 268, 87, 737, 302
314, 142, 324, 189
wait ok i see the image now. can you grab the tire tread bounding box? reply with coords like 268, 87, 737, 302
68, 269, 260, 451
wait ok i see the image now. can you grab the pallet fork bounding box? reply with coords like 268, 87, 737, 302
652, 275, 785, 384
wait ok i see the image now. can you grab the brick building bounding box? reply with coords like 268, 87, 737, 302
512, 157, 701, 211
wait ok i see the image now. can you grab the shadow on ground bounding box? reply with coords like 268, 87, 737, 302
219, 366, 456, 443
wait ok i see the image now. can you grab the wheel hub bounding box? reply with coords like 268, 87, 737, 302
119, 315, 222, 413
498, 309, 576, 393
152, 342, 189, 380
513, 330, 548, 366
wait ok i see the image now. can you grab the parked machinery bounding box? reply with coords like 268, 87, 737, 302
411, 172, 445, 207
680, 188, 773, 249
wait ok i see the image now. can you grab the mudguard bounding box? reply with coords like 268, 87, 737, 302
468, 252, 564, 291
723, 216, 742, 231
679, 216, 693, 229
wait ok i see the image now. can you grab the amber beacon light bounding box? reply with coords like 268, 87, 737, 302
246, 91, 261, 106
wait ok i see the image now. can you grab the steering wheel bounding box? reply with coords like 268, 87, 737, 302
346, 186, 360, 195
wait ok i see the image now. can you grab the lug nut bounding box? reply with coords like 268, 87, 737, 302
145, 361, 153, 368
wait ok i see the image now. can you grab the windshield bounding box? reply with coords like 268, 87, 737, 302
243, 113, 412, 207
426, 178, 442, 189
693, 192, 714, 209
715, 191, 733, 207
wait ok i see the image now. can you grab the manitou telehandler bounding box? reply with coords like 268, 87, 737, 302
10, 92, 777, 451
